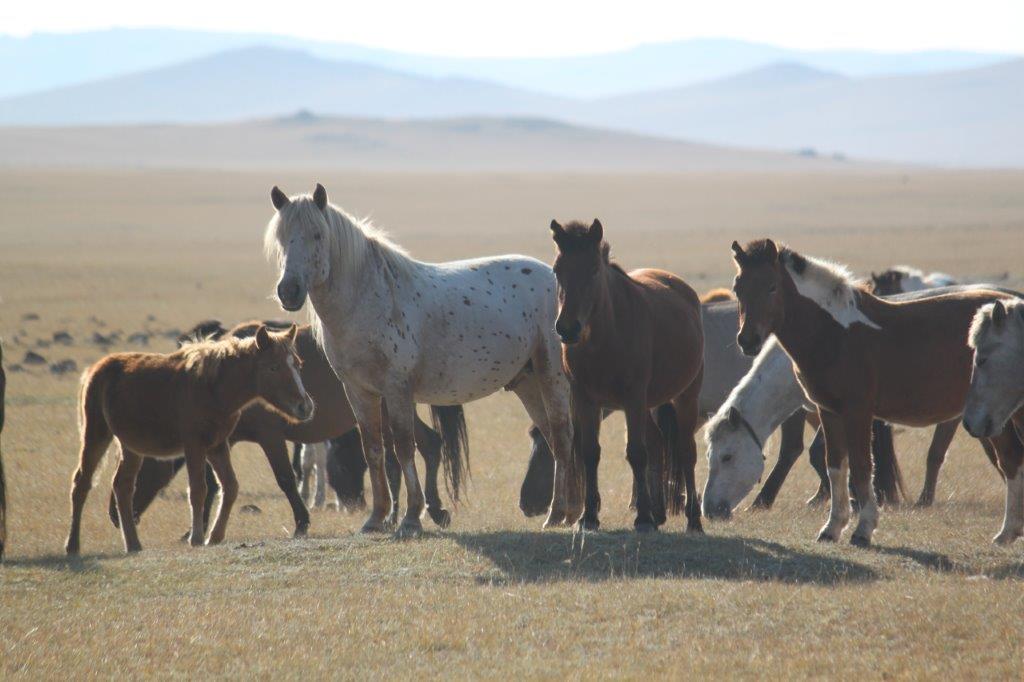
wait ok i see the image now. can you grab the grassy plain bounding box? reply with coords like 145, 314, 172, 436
1, 168, 1023, 678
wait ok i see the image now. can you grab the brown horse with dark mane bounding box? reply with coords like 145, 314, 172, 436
67, 325, 314, 554
118, 320, 467, 536
551, 219, 704, 532
731, 239, 1022, 546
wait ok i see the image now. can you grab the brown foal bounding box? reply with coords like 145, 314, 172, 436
731, 239, 1021, 546
551, 219, 705, 532
66, 325, 314, 554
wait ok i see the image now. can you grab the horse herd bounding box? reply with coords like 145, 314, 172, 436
4, 182, 1022, 562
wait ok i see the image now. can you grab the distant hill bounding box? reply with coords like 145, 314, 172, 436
0, 28, 1013, 99
0, 114, 852, 172
0, 46, 564, 125
582, 59, 1024, 166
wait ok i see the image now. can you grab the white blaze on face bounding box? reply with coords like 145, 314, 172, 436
286, 354, 308, 402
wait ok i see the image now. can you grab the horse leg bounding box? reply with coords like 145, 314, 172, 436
869, 420, 902, 508
917, 419, 959, 507
519, 426, 555, 517
384, 443, 402, 527
205, 442, 239, 545
383, 396, 425, 537
313, 444, 328, 510
414, 416, 451, 528
751, 409, 806, 509
644, 411, 669, 523
259, 437, 310, 537
816, 410, 851, 543
845, 411, 878, 547
111, 447, 144, 553
620, 401, 659, 532
531, 347, 581, 526
671, 375, 704, 534
988, 424, 1024, 545
806, 426, 830, 506
512, 374, 572, 527
298, 444, 314, 506
183, 446, 209, 546
66, 405, 113, 556
111, 456, 182, 529
574, 395, 603, 531
348, 388, 390, 533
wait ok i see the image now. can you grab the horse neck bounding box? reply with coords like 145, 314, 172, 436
730, 339, 809, 438
210, 352, 259, 415
774, 272, 843, 369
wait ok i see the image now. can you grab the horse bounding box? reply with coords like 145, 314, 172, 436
0, 340, 6, 561
963, 302, 1024, 517
730, 239, 1022, 546
700, 287, 735, 303
67, 325, 314, 554
703, 284, 1016, 518
551, 219, 704, 532
869, 266, 956, 296
516, 298, 811, 518
266, 183, 578, 534
117, 321, 468, 534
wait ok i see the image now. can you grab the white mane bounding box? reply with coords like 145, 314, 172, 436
781, 249, 881, 330
969, 298, 1024, 349
264, 194, 418, 285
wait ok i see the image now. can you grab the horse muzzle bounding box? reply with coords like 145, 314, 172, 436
703, 499, 733, 521
292, 397, 316, 423
963, 414, 995, 439
736, 331, 763, 357
277, 279, 307, 312
555, 319, 582, 345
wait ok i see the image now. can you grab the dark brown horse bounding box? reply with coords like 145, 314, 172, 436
117, 321, 467, 535
731, 239, 1022, 546
551, 219, 704, 532
68, 326, 314, 554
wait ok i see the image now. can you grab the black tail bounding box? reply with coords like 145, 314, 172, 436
656, 403, 685, 516
430, 405, 470, 503
870, 420, 906, 506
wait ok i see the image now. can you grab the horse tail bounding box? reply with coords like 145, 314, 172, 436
700, 287, 735, 303
0, 340, 6, 561
871, 420, 906, 506
430, 405, 470, 503
656, 403, 685, 515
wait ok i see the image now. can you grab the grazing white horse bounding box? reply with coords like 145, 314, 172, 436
264, 184, 578, 534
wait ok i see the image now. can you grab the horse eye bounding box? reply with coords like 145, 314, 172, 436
722, 453, 733, 463
270, 364, 280, 372
768, 284, 777, 293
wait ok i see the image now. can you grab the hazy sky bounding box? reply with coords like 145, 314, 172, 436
3, 0, 1022, 56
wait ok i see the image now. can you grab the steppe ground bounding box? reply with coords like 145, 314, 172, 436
1, 168, 1023, 678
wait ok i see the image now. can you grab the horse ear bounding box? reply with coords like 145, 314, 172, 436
764, 239, 779, 262
271, 186, 289, 210
589, 219, 603, 243
286, 324, 299, 342
728, 406, 741, 427
313, 183, 328, 211
991, 300, 1007, 326
550, 220, 567, 246
255, 325, 271, 351
731, 241, 746, 264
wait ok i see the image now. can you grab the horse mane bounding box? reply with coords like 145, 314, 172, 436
175, 336, 257, 383
264, 194, 416, 286
744, 239, 880, 330
969, 299, 1024, 349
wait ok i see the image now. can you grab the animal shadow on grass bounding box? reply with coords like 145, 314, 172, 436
870, 544, 1024, 580
2, 554, 110, 573
454, 531, 878, 586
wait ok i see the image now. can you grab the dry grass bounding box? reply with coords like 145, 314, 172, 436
2, 168, 1024, 678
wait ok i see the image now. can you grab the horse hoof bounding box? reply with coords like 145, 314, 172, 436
686, 522, 705, 535
396, 519, 423, 538
914, 498, 934, 509
125, 543, 143, 553
576, 517, 600, 533
748, 497, 771, 511
850, 534, 871, 548
992, 531, 1021, 546
634, 521, 657, 533
293, 523, 309, 539
65, 543, 80, 556
816, 530, 837, 543
179, 530, 191, 544
360, 519, 389, 534
428, 508, 452, 529
542, 511, 567, 529
189, 534, 205, 547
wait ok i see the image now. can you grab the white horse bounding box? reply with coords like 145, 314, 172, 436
964, 298, 1024, 438
264, 184, 578, 534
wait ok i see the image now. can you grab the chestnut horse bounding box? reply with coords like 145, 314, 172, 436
552, 219, 704, 532
67, 326, 314, 554
118, 321, 467, 534
731, 239, 1022, 546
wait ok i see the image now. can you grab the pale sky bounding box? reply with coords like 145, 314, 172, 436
2, 0, 1022, 56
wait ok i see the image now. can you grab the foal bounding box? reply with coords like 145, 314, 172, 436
552, 220, 704, 532
731, 239, 1020, 546
66, 325, 314, 554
